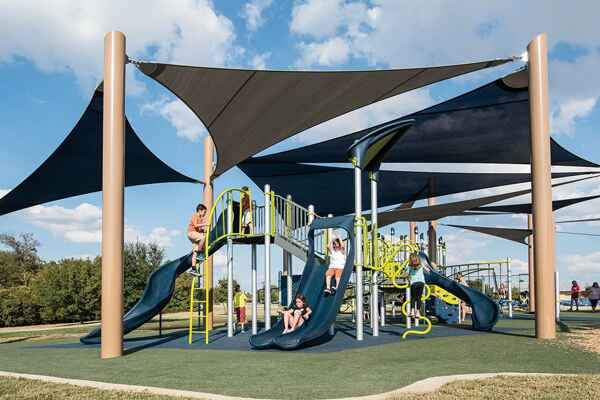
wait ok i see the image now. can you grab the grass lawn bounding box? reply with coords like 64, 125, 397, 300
1, 314, 599, 399
2, 374, 600, 399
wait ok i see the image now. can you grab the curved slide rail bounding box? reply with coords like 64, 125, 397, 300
81, 208, 233, 345
250, 215, 356, 350
420, 252, 499, 331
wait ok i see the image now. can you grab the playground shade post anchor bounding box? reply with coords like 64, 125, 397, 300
264, 184, 272, 330
101, 30, 126, 359
528, 33, 556, 340
251, 243, 258, 335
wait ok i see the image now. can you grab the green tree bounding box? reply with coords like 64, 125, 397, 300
0, 286, 41, 327
215, 278, 240, 310
165, 272, 194, 312
31, 257, 101, 323
123, 242, 164, 311
0, 233, 42, 288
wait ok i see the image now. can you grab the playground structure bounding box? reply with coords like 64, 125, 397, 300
77, 32, 558, 355
0, 30, 580, 358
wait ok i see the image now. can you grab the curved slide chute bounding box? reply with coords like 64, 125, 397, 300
250, 216, 355, 350
420, 252, 499, 331
81, 208, 234, 344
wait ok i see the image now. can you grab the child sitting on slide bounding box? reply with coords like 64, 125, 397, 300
187, 203, 208, 268
324, 233, 346, 296
283, 294, 312, 334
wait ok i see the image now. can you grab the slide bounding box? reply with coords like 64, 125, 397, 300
420, 252, 499, 331
250, 216, 355, 350
80, 207, 237, 344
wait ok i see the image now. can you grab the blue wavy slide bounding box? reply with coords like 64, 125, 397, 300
81, 208, 235, 344
250, 215, 356, 350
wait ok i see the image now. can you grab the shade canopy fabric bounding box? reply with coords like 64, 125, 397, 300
376, 175, 597, 226
239, 158, 585, 216
443, 224, 531, 245
249, 69, 596, 168
0, 87, 198, 217
468, 194, 600, 215
136, 58, 513, 176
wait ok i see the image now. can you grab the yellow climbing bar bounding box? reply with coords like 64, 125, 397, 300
430, 284, 460, 305
401, 284, 433, 339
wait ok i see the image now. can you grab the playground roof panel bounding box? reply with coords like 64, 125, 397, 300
238, 159, 588, 215
444, 224, 531, 245
136, 58, 513, 176
0, 87, 198, 217
249, 69, 596, 167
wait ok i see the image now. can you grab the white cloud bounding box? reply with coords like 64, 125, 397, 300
290, 1, 600, 138
125, 226, 180, 248
22, 202, 180, 247
551, 97, 597, 137
241, 0, 273, 31
23, 203, 102, 243
296, 37, 351, 66
0, 0, 240, 93
290, 0, 377, 40
141, 97, 206, 142
565, 252, 600, 275
0, 189, 10, 199
443, 232, 489, 265
510, 258, 528, 274
250, 52, 271, 70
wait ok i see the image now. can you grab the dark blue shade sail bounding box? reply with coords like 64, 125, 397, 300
0, 86, 198, 217
137, 58, 514, 176
248, 69, 596, 167
239, 159, 586, 216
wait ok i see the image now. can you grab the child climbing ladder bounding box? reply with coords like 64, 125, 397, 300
187, 203, 209, 268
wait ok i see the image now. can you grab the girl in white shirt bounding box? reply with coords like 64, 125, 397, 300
324, 235, 346, 296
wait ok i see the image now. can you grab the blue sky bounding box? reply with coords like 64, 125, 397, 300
1, 1, 600, 291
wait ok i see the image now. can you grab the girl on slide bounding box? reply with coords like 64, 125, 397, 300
324, 234, 346, 296
406, 253, 426, 318
283, 294, 312, 334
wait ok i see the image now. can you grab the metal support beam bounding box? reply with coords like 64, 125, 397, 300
251, 243, 257, 335
354, 166, 364, 340
226, 196, 234, 337
528, 33, 556, 339
101, 31, 126, 359
285, 194, 293, 305
427, 197, 437, 264
264, 184, 272, 330
370, 173, 379, 336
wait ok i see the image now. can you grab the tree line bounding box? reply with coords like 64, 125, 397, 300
0, 233, 192, 327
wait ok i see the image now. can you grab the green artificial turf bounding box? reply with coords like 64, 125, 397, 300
1, 316, 599, 399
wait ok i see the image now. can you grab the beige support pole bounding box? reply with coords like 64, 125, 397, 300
409, 222, 416, 243
527, 214, 536, 312
528, 33, 556, 339
427, 197, 437, 263
101, 31, 126, 359
203, 136, 214, 330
